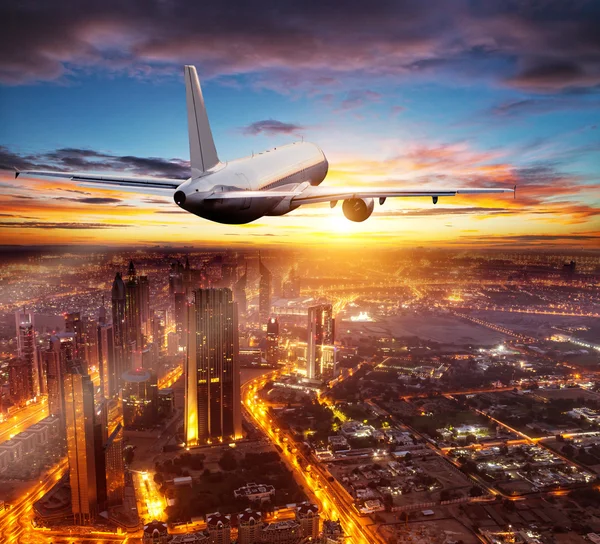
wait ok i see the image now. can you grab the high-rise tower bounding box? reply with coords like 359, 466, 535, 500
258, 254, 271, 324
266, 317, 279, 367
185, 288, 241, 446
307, 304, 335, 380
64, 369, 98, 525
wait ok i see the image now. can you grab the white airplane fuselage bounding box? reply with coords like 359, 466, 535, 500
174, 141, 328, 224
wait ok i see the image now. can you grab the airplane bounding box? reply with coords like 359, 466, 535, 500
16, 65, 515, 225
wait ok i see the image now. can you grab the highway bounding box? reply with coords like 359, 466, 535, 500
242, 373, 384, 544
0, 398, 49, 445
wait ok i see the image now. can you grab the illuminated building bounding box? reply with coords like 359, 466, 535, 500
83, 316, 99, 372
15, 313, 37, 398
295, 503, 319, 539
101, 396, 125, 506
143, 520, 169, 543
266, 317, 279, 366
237, 510, 263, 544
139, 274, 151, 337
98, 323, 117, 399
111, 272, 126, 352
185, 288, 242, 446
121, 368, 158, 429
174, 292, 187, 348
259, 254, 271, 324
8, 358, 30, 406
169, 260, 185, 295
41, 344, 64, 429
322, 520, 344, 543
261, 520, 301, 543
233, 261, 248, 317
125, 261, 144, 363
206, 512, 232, 544
64, 369, 98, 524
65, 312, 86, 366
307, 304, 335, 380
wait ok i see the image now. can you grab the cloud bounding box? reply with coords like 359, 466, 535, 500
241, 120, 304, 136
0, 146, 190, 179
54, 196, 123, 204
490, 97, 600, 117
0, 221, 132, 229
338, 90, 382, 111
1, 2, 599, 93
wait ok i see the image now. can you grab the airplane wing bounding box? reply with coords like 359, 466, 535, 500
203, 185, 516, 203
291, 185, 516, 205
15, 169, 184, 196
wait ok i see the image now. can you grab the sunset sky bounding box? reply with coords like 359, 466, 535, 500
0, 1, 599, 248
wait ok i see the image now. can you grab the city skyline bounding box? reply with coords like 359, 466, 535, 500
1, 3, 599, 248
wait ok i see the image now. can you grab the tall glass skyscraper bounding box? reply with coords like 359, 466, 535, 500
307, 304, 335, 380
185, 288, 242, 446
258, 254, 271, 325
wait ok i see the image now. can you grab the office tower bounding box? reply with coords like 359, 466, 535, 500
65, 312, 85, 362
221, 262, 237, 288
174, 292, 187, 348
266, 317, 279, 367
237, 510, 263, 544
98, 297, 107, 326
83, 317, 99, 373
102, 396, 125, 506
151, 311, 166, 354
121, 369, 158, 429
185, 288, 241, 446
97, 324, 117, 399
206, 513, 232, 544
295, 503, 320, 539
307, 304, 335, 380
125, 261, 143, 357
64, 370, 98, 525
258, 254, 271, 324
233, 262, 248, 316
139, 274, 150, 337
15, 313, 37, 398
169, 260, 184, 295
111, 272, 126, 352
8, 358, 30, 406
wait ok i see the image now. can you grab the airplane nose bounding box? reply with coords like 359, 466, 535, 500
174, 191, 186, 206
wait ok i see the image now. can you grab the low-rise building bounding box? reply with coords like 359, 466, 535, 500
261, 520, 302, 543
295, 503, 319, 539
321, 519, 344, 543
171, 533, 209, 544
206, 512, 231, 544
237, 509, 263, 544
143, 520, 169, 544
234, 483, 275, 503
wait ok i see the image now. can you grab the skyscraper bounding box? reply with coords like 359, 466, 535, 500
65, 312, 86, 364
111, 272, 126, 353
307, 304, 335, 380
125, 261, 143, 357
266, 317, 279, 367
233, 261, 248, 317
64, 369, 98, 525
185, 288, 241, 446
101, 396, 125, 507
139, 274, 151, 337
15, 313, 37, 399
258, 254, 271, 324
8, 358, 30, 406
97, 323, 117, 399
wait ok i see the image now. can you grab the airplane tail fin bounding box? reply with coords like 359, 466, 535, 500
184, 65, 219, 177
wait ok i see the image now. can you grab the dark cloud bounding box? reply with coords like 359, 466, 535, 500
0, 221, 132, 229
241, 120, 304, 136
54, 196, 123, 204
1, 2, 599, 92
0, 145, 190, 179
490, 97, 600, 117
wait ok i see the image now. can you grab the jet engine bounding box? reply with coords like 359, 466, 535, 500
342, 198, 374, 222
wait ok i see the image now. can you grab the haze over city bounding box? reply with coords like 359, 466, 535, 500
1, 2, 600, 544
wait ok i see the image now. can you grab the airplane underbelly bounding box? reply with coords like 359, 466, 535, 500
194, 196, 277, 224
